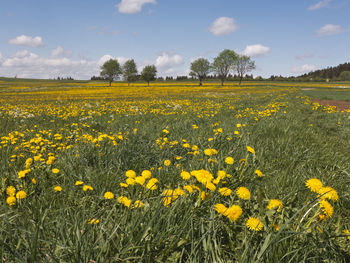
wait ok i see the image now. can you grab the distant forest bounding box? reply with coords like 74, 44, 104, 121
298, 62, 350, 81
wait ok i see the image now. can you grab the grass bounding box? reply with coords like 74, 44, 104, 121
0, 80, 350, 262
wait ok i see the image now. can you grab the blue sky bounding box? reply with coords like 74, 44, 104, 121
0, 0, 349, 79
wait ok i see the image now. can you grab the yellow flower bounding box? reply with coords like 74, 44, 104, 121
319, 200, 333, 218
32, 178, 37, 184
183, 143, 190, 148
6, 186, 16, 196
141, 170, 152, 179
163, 159, 171, 167
52, 168, 60, 174
225, 205, 243, 222
205, 182, 216, 191
217, 170, 226, 179
6, 196, 16, 206
53, 186, 62, 192
255, 169, 263, 177
146, 178, 159, 190
317, 186, 338, 201
246, 217, 263, 231
82, 185, 93, 192
180, 171, 191, 180
218, 187, 232, 196
225, 157, 234, 165
75, 180, 84, 186
126, 178, 136, 185
118, 196, 131, 207
215, 203, 227, 215
88, 218, 100, 224
246, 146, 256, 155
16, 190, 27, 200
135, 176, 146, 186
236, 187, 251, 200
204, 148, 218, 156
343, 230, 350, 240
191, 169, 214, 185
120, 182, 128, 188
104, 191, 114, 199
305, 178, 323, 192
201, 191, 210, 200
267, 199, 283, 212
125, 170, 136, 178
184, 185, 194, 193
134, 200, 144, 208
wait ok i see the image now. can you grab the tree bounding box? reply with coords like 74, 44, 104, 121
100, 59, 122, 86
122, 59, 138, 86
190, 58, 211, 86
141, 65, 157, 86
339, 71, 350, 81
211, 49, 238, 86
233, 55, 256, 85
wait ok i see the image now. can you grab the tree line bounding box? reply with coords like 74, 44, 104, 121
97, 49, 255, 86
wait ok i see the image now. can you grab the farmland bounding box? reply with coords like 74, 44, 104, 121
0, 79, 350, 262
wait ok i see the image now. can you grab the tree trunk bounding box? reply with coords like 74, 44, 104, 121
109, 80, 112, 86
221, 78, 224, 86
199, 78, 202, 86
147, 81, 150, 86
239, 75, 243, 85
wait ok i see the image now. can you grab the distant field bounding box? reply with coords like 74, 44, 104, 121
0, 79, 350, 262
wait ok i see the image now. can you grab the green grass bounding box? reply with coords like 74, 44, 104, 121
301, 89, 350, 101
0, 83, 350, 262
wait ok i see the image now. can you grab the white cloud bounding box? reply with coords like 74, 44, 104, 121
295, 53, 314, 60
97, 55, 129, 67
291, 64, 318, 74
50, 46, 72, 58
116, 0, 156, 14
209, 17, 237, 36
155, 52, 183, 69
242, 44, 270, 57
8, 35, 44, 47
308, 0, 332, 10
316, 24, 343, 36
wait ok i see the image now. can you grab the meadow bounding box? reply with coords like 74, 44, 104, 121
0, 79, 350, 262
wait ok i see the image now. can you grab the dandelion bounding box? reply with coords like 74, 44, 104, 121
225, 205, 243, 222
246, 217, 263, 231
319, 200, 333, 218
305, 178, 323, 192
217, 170, 226, 179
104, 191, 114, 199
120, 182, 128, 188
205, 182, 216, 191
181, 171, 191, 180
218, 187, 232, 196
53, 186, 62, 192
75, 180, 84, 186
267, 199, 283, 212
88, 218, 100, 224
225, 157, 234, 165
246, 146, 255, 154
6, 186, 16, 196
163, 159, 171, 166
52, 168, 60, 174
141, 170, 152, 179
126, 178, 136, 185
146, 178, 159, 190
135, 176, 146, 186
118, 196, 131, 207
125, 170, 136, 178
255, 169, 263, 177
82, 185, 93, 192
32, 178, 37, 184
6, 196, 16, 206
134, 200, 144, 208
184, 185, 194, 193
317, 186, 338, 201
343, 230, 350, 240
215, 203, 227, 215
16, 190, 27, 200
204, 148, 218, 156
236, 187, 251, 200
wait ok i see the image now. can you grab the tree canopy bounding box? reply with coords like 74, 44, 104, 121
234, 55, 256, 85
141, 65, 157, 86
190, 58, 211, 86
100, 59, 122, 86
211, 49, 239, 86
122, 59, 138, 86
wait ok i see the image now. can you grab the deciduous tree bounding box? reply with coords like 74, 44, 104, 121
211, 49, 238, 86
190, 58, 211, 86
122, 59, 138, 86
141, 65, 157, 86
100, 59, 122, 86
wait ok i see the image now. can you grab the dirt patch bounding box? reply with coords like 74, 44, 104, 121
311, 99, 350, 111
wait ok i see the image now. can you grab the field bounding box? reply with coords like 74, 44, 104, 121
1, 79, 350, 262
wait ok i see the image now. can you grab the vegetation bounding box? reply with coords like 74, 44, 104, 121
141, 65, 157, 86
100, 59, 122, 86
234, 55, 256, 85
122, 59, 138, 86
190, 58, 211, 86
0, 80, 350, 262
211, 49, 239, 86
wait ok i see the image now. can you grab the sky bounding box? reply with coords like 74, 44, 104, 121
0, 0, 349, 79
